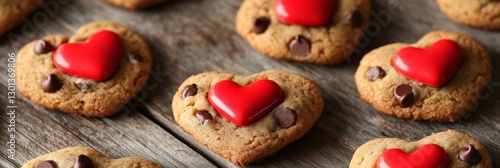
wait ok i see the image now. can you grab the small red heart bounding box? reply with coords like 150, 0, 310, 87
392, 39, 462, 87
377, 144, 450, 168
274, 0, 335, 27
208, 79, 284, 126
53, 30, 123, 81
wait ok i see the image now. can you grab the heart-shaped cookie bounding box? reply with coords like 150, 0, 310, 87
16, 21, 153, 117
274, 0, 335, 27
22, 146, 161, 168
350, 130, 492, 168
354, 31, 492, 122
392, 39, 462, 87
53, 30, 123, 81
172, 70, 324, 165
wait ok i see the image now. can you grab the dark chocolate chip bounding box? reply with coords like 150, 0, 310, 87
181, 84, 198, 99
128, 52, 143, 63
346, 10, 363, 28
74, 155, 94, 168
195, 110, 213, 125
33, 39, 55, 55
393, 84, 414, 108
41, 74, 63, 93
253, 17, 271, 34
458, 144, 481, 165
289, 35, 311, 57
366, 67, 386, 81
36, 160, 56, 168
274, 107, 297, 128
74, 78, 95, 91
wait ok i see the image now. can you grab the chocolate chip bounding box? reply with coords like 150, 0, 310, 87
458, 144, 481, 165
128, 52, 143, 63
346, 10, 363, 28
289, 35, 311, 57
253, 17, 271, 34
36, 160, 56, 168
195, 110, 213, 125
33, 39, 55, 55
366, 67, 386, 81
74, 155, 94, 168
74, 78, 95, 92
41, 74, 63, 93
181, 84, 198, 99
274, 107, 297, 128
393, 84, 414, 107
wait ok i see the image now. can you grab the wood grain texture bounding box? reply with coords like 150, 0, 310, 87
1, 0, 499, 167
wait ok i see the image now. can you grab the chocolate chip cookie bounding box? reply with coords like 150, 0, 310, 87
172, 70, 324, 165
16, 21, 153, 117
354, 31, 492, 122
350, 130, 492, 168
22, 146, 162, 168
236, 0, 371, 65
437, 0, 500, 30
0, 0, 44, 36
104, 0, 168, 10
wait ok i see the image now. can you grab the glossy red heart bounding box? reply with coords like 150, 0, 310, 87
392, 39, 462, 87
53, 30, 123, 81
274, 0, 335, 27
377, 144, 450, 168
208, 79, 284, 126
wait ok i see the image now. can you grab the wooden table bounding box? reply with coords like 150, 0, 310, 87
1, 0, 499, 167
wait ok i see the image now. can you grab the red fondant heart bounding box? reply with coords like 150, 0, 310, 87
208, 79, 284, 126
274, 0, 335, 27
377, 144, 449, 168
392, 39, 462, 87
53, 30, 123, 81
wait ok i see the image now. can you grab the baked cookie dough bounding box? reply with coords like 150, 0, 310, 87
104, 0, 168, 10
350, 130, 492, 168
172, 70, 324, 165
437, 0, 500, 30
0, 0, 44, 36
22, 146, 162, 168
16, 21, 153, 117
354, 31, 491, 122
236, 0, 371, 65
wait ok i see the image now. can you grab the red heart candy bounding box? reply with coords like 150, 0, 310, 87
274, 0, 335, 27
392, 39, 462, 87
208, 79, 284, 126
377, 144, 450, 168
53, 30, 123, 81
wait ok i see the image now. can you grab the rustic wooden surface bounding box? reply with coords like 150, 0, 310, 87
1, 0, 499, 167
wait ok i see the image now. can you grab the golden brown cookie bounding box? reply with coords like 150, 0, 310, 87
104, 0, 168, 10
354, 31, 492, 122
236, 0, 371, 65
16, 21, 152, 117
350, 130, 492, 168
0, 0, 44, 36
437, 0, 500, 30
22, 146, 162, 168
172, 70, 324, 165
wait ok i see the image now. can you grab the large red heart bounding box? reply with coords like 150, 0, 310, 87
53, 30, 123, 81
392, 39, 462, 87
208, 79, 284, 126
274, 0, 335, 27
377, 144, 449, 168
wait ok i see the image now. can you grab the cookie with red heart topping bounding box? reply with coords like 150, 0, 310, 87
236, 0, 371, 65
0, 0, 44, 36
437, 0, 500, 30
103, 0, 168, 10
172, 70, 324, 165
349, 130, 492, 168
22, 146, 162, 168
16, 21, 153, 117
354, 31, 492, 122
